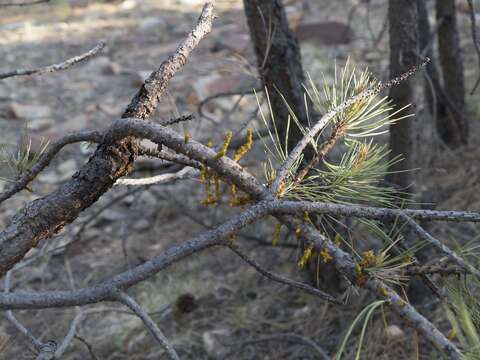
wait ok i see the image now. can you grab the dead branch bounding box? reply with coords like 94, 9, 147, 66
4, 271, 43, 352
229, 244, 340, 303
115, 291, 179, 360
115, 166, 194, 186
0, 42, 105, 80
0, 201, 273, 309
0, 2, 215, 277
0, 0, 49, 7
0, 130, 104, 204
123, 2, 214, 119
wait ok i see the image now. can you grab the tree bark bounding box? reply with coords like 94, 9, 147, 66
417, 0, 447, 120
387, 0, 419, 195
243, 0, 309, 152
435, 0, 468, 148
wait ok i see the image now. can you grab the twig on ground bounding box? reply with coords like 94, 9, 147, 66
74, 335, 99, 360
228, 333, 330, 360
0, 42, 105, 80
114, 291, 179, 360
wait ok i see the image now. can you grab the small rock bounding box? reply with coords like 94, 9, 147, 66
211, 28, 250, 54
8, 102, 51, 120
202, 329, 229, 358
99, 209, 125, 222
139, 17, 164, 31
101, 61, 122, 76
137, 191, 157, 209
29, 118, 55, 132
120, 0, 137, 10
0, 85, 13, 101
85, 56, 113, 73
385, 324, 405, 340
57, 159, 77, 181
38, 171, 59, 184
132, 218, 150, 231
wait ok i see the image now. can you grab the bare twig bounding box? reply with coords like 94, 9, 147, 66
123, 2, 214, 119
161, 114, 194, 126
401, 215, 480, 277
197, 86, 261, 124
114, 291, 179, 360
229, 244, 340, 303
138, 148, 203, 169
0, 130, 103, 205
0, 42, 105, 80
270, 200, 480, 223
403, 265, 465, 277
4, 271, 43, 351
115, 166, 194, 186
0, 0, 49, 6
53, 311, 84, 358
0, 201, 273, 309
74, 335, 99, 360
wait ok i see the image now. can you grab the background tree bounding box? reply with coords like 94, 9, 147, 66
243, 0, 310, 152
435, 0, 468, 148
386, 0, 419, 196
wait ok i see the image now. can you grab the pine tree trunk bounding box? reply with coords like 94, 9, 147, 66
387, 0, 419, 195
417, 0, 447, 121
435, 0, 468, 148
243, 0, 309, 152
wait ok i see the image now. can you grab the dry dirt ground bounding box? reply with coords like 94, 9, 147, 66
0, 0, 479, 359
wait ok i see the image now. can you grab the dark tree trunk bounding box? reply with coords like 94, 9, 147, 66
243, 0, 309, 152
435, 0, 468, 148
387, 0, 419, 195
417, 0, 447, 120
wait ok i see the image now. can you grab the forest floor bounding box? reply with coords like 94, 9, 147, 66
0, 0, 479, 359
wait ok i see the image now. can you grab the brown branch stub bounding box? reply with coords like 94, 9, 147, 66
0, 42, 105, 80
122, 2, 215, 120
